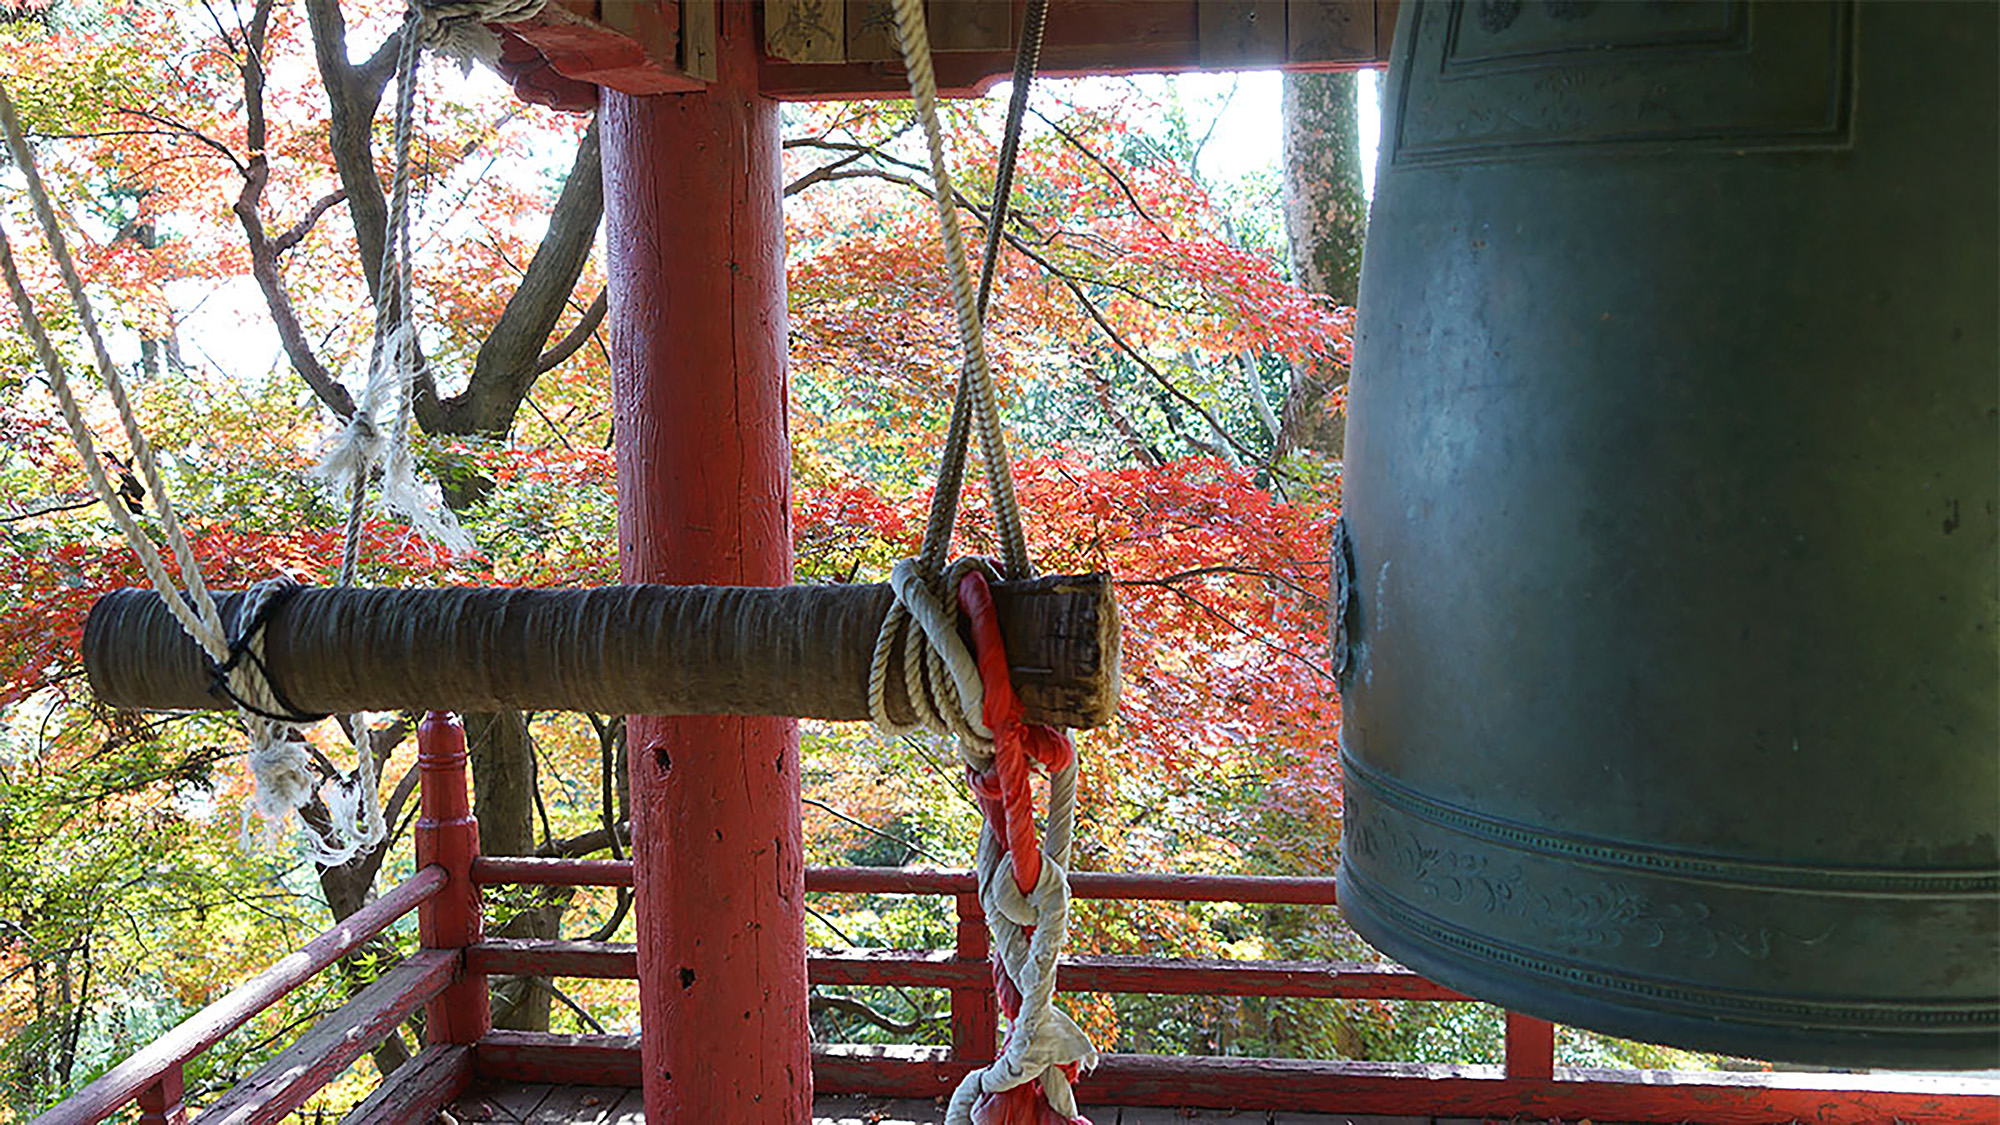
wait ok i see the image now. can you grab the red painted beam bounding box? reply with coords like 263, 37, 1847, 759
133, 1066, 184, 1125
471, 856, 634, 887
471, 938, 637, 979
812, 866, 1338, 903
601, 0, 806, 1118
756, 0, 1386, 101
949, 892, 996, 1061
807, 950, 1469, 1002
473, 860, 1339, 906
416, 712, 489, 1047
469, 938, 1472, 1001
195, 950, 458, 1125
1506, 1011, 1556, 1080
30, 867, 444, 1125
475, 1030, 642, 1087
468, 1035, 2000, 1124
342, 1044, 473, 1125
811, 1048, 2000, 1122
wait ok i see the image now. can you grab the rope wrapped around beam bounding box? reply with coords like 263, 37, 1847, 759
84, 578, 1119, 728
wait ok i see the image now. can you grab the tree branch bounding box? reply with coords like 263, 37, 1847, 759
802, 797, 937, 864
1118, 564, 1321, 602
1147, 582, 1329, 678
1029, 106, 1159, 228
304, 0, 394, 305
782, 146, 872, 197
271, 189, 348, 256
2, 493, 99, 522
435, 119, 603, 436
113, 108, 244, 174
235, 0, 351, 418
811, 993, 946, 1036
535, 287, 606, 374
539, 822, 631, 859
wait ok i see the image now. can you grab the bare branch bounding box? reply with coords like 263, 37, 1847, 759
801, 797, 938, 864
544, 980, 608, 1034
1118, 564, 1320, 601
2, 493, 98, 522
1148, 581, 1330, 678
270, 189, 348, 256
113, 108, 244, 174
1029, 106, 1159, 227
782, 146, 872, 197
535, 286, 606, 374
1086, 362, 1163, 468
539, 822, 632, 859
811, 993, 946, 1036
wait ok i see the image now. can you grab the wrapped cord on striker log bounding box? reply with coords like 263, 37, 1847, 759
85, 578, 1120, 727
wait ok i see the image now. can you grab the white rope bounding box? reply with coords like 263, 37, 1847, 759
0, 81, 343, 853
317, 9, 473, 566
0, 0, 520, 862
947, 756, 1096, 1121
413, 0, 546, 69
875, 2, 1095, 1120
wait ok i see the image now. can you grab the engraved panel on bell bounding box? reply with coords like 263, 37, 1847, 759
1390, 0, 1853, 166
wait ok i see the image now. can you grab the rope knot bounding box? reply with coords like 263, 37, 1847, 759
869, 556, 1001, 759
410, 0, 546, 65
207, 577, 329, 724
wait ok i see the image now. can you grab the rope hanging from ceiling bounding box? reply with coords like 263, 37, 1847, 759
0, 0, 518, 862
874, 1, 1100, 1121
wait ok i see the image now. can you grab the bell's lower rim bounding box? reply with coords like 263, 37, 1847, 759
1340, 751, 1998, 898
1337, 857, 2000, 1072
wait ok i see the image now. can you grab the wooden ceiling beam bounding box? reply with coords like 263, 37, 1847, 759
762, 0, 1393, 99
483, 0, 1392, 112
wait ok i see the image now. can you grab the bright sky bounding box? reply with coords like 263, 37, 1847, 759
1171, 68, 1381, 199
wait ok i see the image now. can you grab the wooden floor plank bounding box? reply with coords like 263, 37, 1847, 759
606, 1086, 647, 1123
444, 1083, 1444, 1124
451, 1080, 554, 1122
524, 1085, 627, 1124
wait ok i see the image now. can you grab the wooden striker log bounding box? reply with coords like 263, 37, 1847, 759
83, 576, 1120, 728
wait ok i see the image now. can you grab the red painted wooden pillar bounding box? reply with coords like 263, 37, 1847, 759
135, 1064, 186, 1125
600, 3, 808, 1120
1505, 1012, 1556, 1080
417, 710, 490, 1045
952, 892, 998, 1061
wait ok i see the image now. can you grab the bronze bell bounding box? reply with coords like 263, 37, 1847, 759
1337, 0, 1997, 1068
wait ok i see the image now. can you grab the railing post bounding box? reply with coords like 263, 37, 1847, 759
134, 1063, 186, 1125
1505, 1011, 1556, 1080
417, 709, 489, 1045
951, 891, 998, 1061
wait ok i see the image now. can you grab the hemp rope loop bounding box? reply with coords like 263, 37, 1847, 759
869, 0, 1050, 756
874, 3, 1094, 1121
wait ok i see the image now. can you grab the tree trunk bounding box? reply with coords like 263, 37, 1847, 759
283, 2, 608, 1037
1280, 72, 1368, 467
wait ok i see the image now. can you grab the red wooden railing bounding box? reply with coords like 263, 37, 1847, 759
32, 712, 2000, 1124
31, 712, 484, 1125
464, 857, 1999, 1123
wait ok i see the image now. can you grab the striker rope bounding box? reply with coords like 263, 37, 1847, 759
0, 1, 530, 862
0, 81, 328, 845
869, 3, 1098, 1122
